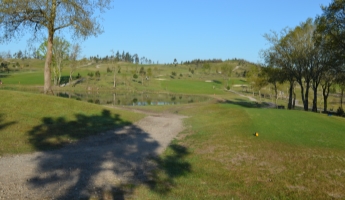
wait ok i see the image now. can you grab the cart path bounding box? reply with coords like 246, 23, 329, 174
0, 110, 186, 199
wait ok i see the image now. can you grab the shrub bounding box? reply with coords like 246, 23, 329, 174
87, 72, 94, 77
133, 74, 138, 79
76, 73, 81, 79
95, 70, 101, 78
337, 107, 344, 116
226, 86, 230, 90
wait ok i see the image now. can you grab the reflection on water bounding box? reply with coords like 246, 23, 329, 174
0, 86, 209, 106
55, 91, 208, 106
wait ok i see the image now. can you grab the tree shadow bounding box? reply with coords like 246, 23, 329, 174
212, 80, 222, 84
26, 109, 191, 199
0, 114, 17, 131
221, 98, 270, 108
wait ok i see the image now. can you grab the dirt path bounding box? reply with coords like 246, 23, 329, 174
0, 109, 186, 199
228, 89, 276, 108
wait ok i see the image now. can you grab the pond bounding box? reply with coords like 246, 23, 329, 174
0, 86, 210, 106
55, 91, 210, 106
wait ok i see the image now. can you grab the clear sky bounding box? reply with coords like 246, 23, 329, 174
1, 0, 332, 64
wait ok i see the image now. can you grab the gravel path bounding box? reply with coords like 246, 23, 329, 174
0, 110, 186, 199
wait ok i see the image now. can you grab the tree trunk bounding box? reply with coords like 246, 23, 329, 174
44, 33, 54, 93
113, 67, 116, 88
43, 0, 57, 94
274, 84, 278, 108
312, 80, 320, 112
321, 83, 331, 112
288, 81, 294, 109
113, 93, 116, 106
341, 88, 344, 109
312, 89, 318, 112
293, 86, 296, 109
303, 82, 310, 111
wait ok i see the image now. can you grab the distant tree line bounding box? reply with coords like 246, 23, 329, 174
182, 58, 223, 66
0, 48, 40, 60
89, 51, 155, 65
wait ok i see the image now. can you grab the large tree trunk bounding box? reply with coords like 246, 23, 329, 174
44, 33, 54, 94
43, 0, 56, 94
304, 82, 310, 111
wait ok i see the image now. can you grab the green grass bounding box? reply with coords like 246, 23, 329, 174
247, 108, 345, 149
0, 90, 144, 155
2, 59, 345, 199
131, 101, 345, 199
0, 71, 44, 85
161, 79, 225, 95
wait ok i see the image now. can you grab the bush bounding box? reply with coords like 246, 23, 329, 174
171, 71, 176, 76
226, 86, 230, 90
95, 70, 101, 78
133, 74, 138, 79
76, 73, 81, 79
337, 107, 344, 116
87, 72, 94, 77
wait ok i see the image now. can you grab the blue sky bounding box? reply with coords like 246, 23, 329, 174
1, 0, 331, 64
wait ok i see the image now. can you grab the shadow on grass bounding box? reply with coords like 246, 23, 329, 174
0, 74, 10, 78
147, 144, 191, 195
0, 114, 17, 131
222, 98, 270, 108
212, 80, 222, 84
26, 109, 191, 199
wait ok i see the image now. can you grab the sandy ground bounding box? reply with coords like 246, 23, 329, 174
0, 109, 186, 200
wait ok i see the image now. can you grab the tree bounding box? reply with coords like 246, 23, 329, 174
111, 49, 116, 88
69, 44, 81, 84
316, 0, 345, 52
220, 63, 233, 88
147, 67, 152, 79
37, 37, 70, 86
263, 28, 296, 109
336, 71, 345, 109
139, 66, 145, 85
0, 0, 112, 93
173, 58, 177, 67
261, 66, 283, 107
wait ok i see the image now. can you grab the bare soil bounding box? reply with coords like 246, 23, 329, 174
0, 108, 186, 200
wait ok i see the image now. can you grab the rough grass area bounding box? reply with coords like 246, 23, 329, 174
0, 90, 144, 155
131, 102, 345, 199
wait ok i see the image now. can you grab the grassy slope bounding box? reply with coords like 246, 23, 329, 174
0, 90, 144, 155
132, 102, 345, 199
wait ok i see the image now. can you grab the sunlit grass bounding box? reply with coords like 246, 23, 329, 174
0, 90, 144, 155
132, 102, 345, 199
